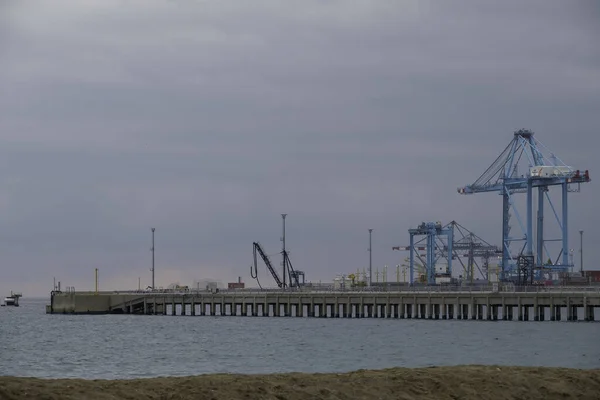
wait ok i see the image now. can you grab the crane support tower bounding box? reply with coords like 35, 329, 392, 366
399, 222, 454, 285
458, 129, 591, 282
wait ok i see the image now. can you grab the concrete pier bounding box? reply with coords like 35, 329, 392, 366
46, 289, 600, 321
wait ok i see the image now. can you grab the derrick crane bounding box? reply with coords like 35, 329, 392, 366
251, 242, 282, 288
250, 242, 301, 289
283, 250, 302, 287
457, 129, 591, 282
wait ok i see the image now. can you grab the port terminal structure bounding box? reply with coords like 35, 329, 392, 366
46, 287, 600, 321
394, 221, 502, 286
457, 129, 591, 282
46, 130, 597, 320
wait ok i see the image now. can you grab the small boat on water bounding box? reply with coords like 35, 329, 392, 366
2, 291, 22, 307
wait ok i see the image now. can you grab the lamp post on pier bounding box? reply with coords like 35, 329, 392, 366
151, 228, 156, 290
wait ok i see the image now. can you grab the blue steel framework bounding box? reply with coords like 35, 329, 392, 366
408, 222, 454, 285
458, 129, 591, 281
394, 221, 498, 285
444, 221, 502, 283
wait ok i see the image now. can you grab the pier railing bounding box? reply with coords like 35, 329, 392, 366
61, 284, 600, 296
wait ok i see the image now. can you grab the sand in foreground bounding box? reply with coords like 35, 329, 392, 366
1, 366, 600, 400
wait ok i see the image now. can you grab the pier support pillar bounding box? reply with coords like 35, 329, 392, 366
518, 302, 523, 321
553, 305, 561, 321
569, 305, 576, 321
585, 306, 595, 321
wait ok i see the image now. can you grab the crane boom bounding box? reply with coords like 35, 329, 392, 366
253, 242, 283, 288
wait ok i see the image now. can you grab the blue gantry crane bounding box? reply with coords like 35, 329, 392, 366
408, 222, 454, 285
394, 221, 454, 285
458, 129, 591, 282
394, 221, 500, 285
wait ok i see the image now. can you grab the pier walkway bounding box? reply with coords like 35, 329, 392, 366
46, 287, 600, 321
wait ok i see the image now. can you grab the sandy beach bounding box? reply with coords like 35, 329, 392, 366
1, 365, 599, 400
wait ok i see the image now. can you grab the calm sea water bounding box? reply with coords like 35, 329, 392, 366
1, 298, 599, 379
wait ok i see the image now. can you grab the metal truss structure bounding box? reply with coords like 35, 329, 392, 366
394, 221, 501, 285
458, 129, 591, 282
443, 221, 502, 284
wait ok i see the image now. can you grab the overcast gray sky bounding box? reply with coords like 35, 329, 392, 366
1, 0, 598, 296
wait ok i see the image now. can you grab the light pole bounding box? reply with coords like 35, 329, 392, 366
368, 229, 373, 287
579, 230, 584, 274
151, 228, 155, 290
281, 214, 287, 289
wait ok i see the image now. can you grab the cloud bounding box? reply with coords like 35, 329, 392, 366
0, 0, 598, 296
